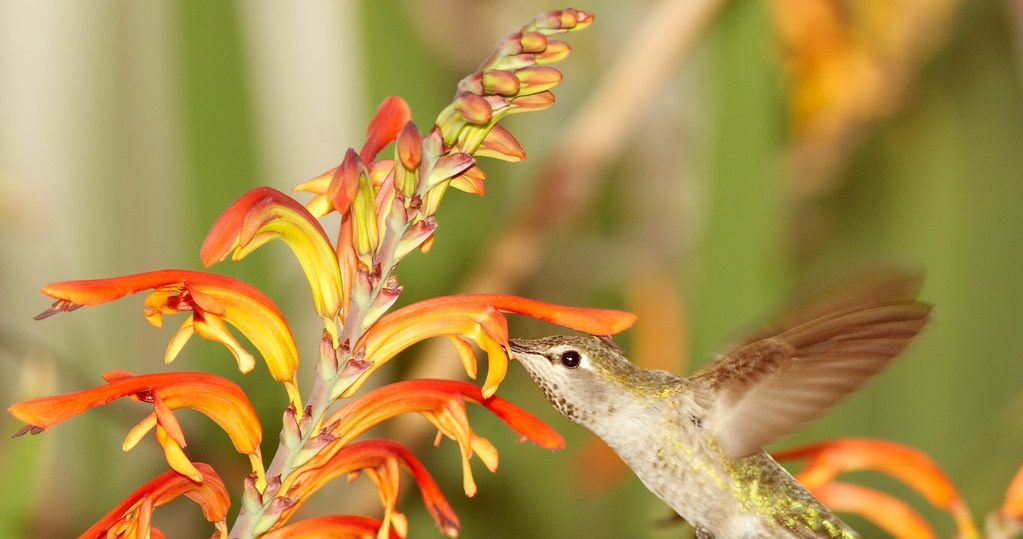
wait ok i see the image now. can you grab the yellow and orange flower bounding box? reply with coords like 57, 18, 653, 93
200, 187, 344, 336
270, 439, 458, 538
343, 293, 637, 398
78, 463, 230, 539
279, 379, 564, 529
8, 370, 265, 490
775, 438, 978, 538
35, 269, 301, 408
261, 515, 401, 539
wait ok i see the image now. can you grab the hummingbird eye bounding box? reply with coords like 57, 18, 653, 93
559, 350, 582, 368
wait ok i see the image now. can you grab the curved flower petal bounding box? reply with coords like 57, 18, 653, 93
292, 171, 334, 219
345, 294, 635, 398
421, 393, 485, 497
446, 335, 479, 379
504, 90, 557, 114
474, 125, 525, 162
449, 165, 486, 195
200, 186, 343, 327
395, 216, 437, 260
459, 294, 636, 334
78, 463, 229, 539
512, 65, 563, 96
274, 439, 458, 538
394, 121, 423, 197
478, 70, 519, 96
349, 156, 380, 267
424, 153, 475, 192
329, 379, 564, 450
811, 482, 936, 539
534, 39, 571, 65
37, 269, 300, 407
774, 438, 978, 538
1000, 461, 1023, 520
8, 371, 264, 488
327, 148, 363, 216
261, 515, 401, 539
344, 302, 508, 399
156, 423, 202, 482
361, 96, 412, 163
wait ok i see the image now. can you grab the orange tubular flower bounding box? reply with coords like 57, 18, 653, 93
345, 294, 637, 398
288, 380, 564, 501
35, 269, 301, 407
272, 439, 459, 538
774, 438, 979, 539
811, 482, 936, 539
473, 125, 525, 162
8, 371, 265, 490
999, 461, 1023, 524
78, 463, 230, 539
360, 96, 413, 163
200, 186, 344, 337
261, 515, 401, 539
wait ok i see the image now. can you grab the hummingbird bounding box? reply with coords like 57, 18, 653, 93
509, 272, 931, 538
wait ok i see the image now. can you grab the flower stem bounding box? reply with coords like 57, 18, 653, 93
228, 206, 413, 538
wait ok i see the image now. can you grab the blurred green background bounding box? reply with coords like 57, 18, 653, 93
2, 0, 1022, 537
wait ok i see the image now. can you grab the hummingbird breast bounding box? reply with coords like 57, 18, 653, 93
591, 387, 857, 538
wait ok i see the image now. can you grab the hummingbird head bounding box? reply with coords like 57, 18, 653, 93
509, 335, 672, 428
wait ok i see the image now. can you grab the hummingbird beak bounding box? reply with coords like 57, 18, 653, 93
508, 339, 529, 355
594, 334, 623, 353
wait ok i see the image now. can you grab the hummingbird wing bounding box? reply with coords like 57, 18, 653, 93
690, 273, 931, 459
729, 269, 925, 350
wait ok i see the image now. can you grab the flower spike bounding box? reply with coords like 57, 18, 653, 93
429, 7, 594, 221
478, 8, 593, 74
12, 9, 600, 538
